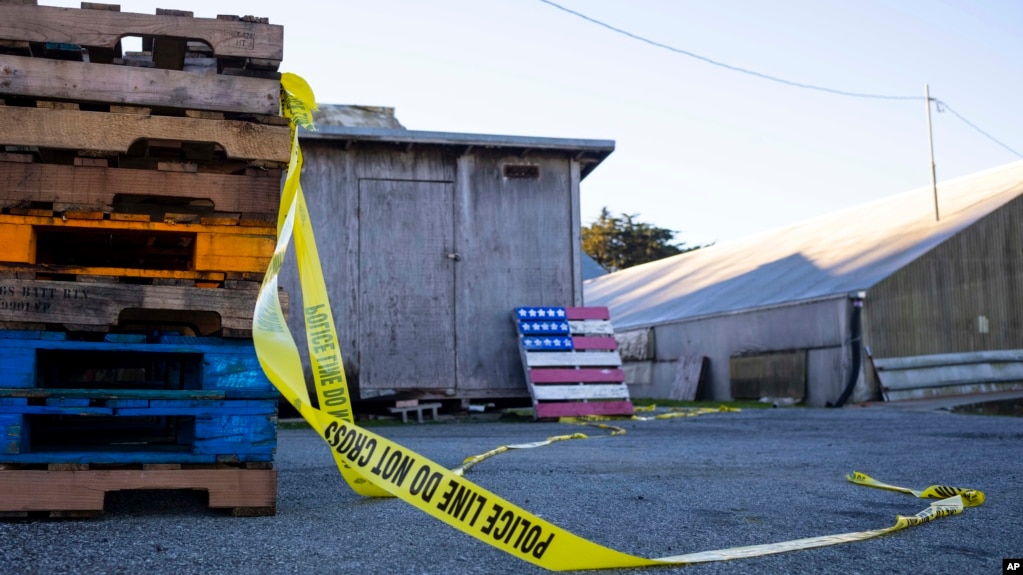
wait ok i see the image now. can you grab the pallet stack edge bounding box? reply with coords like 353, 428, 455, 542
0, 1, 286, 517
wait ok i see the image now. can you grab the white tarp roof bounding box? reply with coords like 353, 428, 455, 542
585, 160, 1023, 330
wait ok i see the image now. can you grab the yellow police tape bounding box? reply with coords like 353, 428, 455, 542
465, 406, 739, 470
252, 73, 985, 571
848, 471, 986, 507
453, 433, 589, 476
560, 405, 740, 426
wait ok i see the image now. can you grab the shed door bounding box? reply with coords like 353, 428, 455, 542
358, 179, 456, 391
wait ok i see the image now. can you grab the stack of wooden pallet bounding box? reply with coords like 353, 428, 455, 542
0, 2, 288, 517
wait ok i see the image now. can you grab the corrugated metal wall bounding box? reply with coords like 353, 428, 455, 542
864, 194, 1023, 359
623, 297, 857, 406
280, 140, 583, 401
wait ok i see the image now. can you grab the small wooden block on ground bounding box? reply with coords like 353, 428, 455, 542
387, 402, 442, 423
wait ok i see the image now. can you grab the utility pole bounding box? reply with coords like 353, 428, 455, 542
925, 84, 939, 221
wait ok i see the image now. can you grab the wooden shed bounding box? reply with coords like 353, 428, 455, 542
586, 161, 1023, 406
280, 119, 614, 406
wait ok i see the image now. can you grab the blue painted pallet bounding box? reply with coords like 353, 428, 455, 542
0, 398, 277, 464
0, 330, 278, 464
0, 331, 274, 393
0, 394, 277, 464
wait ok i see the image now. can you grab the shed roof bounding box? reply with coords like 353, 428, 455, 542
299, 126, 615, 179
585, 160, 1023, 330
582, 253, 608, 280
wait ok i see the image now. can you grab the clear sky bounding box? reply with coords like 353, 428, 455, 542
47, 0, 1023, 247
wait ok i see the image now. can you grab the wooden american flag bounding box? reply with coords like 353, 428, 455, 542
514, 306, 634, 419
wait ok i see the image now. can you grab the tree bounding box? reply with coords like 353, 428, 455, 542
582, 207, 706, 273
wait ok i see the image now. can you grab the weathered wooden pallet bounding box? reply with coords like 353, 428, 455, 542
0, 53, 281, 116
0, 465, 277, 517
514, 306, 634, 419
0, 2, 282, 74
0, 278, 283, 337
0, 331, 277, 464
0, 155, 282, 227
0, 212, 275, 279
0, 105, 290, 164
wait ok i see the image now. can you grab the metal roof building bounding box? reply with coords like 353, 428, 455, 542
585, 160, 1023, 406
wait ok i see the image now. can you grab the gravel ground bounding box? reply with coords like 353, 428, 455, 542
2, 404, 1021, 575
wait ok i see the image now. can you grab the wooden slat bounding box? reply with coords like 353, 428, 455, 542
0, 389, 227, 400
531, 383, 631, 401
193, 232, 276, 273
0, 107, 290, 162
0, 152, 33, 163
0, 4, 283, 61
0, 263, 225, 282
670, 355, 706, 401
521, 336, 573, 351
517, 320, 570, 335
525, 351, 622, 367
0, 55, 280, 115
0, 222, 35, 264
514, 307, 567, 321
571, 335, 617, 350
0, 279, 275, 335
534, 400, 634, 419
0, 213, 274, 240
0, 332, 275, 391
529, 367, 625, 384
0, 468, 277, 512
565, 306, 609, 320
568, 319, 614, 335
2, 401, 273, 417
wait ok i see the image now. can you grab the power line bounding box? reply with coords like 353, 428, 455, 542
538, 0, 1023, 159
537, 0, 919, 101
933, 100, 1023, 158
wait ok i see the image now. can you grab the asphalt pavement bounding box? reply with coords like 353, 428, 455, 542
2, 403, 1021, 575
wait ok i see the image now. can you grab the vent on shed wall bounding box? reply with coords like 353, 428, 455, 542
503, 164, 540, 179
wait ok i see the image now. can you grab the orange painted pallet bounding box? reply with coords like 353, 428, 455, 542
0, 212, 275, 279
0, 465, 277, 517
